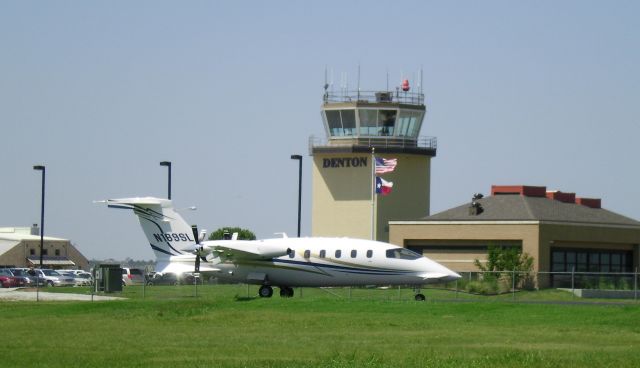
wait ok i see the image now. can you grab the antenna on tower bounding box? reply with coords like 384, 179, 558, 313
420, 66, 424, 94
386, 67, 389, 91
329, 68, 334, 92
324, 65, 328, 91
357, 64, 361, 100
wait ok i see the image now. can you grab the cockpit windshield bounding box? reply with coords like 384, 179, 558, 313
385, 248, 422, 260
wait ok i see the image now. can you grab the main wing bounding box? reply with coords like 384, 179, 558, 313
186, 240, 292, 262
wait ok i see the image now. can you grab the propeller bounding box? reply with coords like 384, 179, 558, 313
191, 225, 204, 273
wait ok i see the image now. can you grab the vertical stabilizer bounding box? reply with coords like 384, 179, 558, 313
105, 197, 195, 261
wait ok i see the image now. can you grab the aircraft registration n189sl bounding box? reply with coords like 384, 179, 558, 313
100, 197, 460, 301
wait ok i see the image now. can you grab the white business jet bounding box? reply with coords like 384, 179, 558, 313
101, 197, 460, 300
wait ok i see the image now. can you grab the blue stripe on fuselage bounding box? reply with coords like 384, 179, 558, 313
271, 258, 414, 276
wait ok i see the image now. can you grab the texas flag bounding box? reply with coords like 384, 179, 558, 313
375, 177, 393, 195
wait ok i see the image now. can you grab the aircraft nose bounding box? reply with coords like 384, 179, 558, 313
441, 270, 461, 283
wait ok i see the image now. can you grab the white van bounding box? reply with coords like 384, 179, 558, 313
121, 268, 145, 286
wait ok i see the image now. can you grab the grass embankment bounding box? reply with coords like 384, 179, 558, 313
2, 285, 639, 367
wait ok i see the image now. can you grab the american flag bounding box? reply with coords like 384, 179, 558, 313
375, 157, 397, 174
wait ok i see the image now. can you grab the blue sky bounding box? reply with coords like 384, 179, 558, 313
1, 1, 638, 260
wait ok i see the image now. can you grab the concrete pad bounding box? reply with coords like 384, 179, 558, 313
0, 288, 124, 301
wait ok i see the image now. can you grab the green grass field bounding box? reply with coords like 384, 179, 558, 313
2, 285, 640, 367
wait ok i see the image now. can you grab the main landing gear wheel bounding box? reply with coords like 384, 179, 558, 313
279, 287, 294, 298
415, 294, 426, 302
259, 285, 273, 298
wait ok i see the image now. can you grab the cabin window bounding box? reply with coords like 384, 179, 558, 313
350, 250, 357, 258
366, 250, 373, 258
319, 250, 326, 258
335, 250, 342, 258
304, 250, 310, 259
385, 248, 421, 260
289, 251, 295, 258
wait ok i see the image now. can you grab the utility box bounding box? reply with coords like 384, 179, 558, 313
99, 264, 122, 293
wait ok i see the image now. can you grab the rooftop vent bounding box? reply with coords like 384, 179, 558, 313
546, 191, 576, 203
491, 185, 546, 197
575, 197, 601, 209
468, 194, 484, 216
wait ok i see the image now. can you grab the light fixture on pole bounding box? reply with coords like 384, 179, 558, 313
33, 165, 45, 268
290, 155, 303, 237
159, 161, 172, 200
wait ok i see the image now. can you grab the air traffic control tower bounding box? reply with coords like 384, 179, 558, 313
310, 81, 437, 242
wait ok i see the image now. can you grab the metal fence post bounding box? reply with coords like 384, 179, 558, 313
571, 266, 575, 299
630, 268, 637, 300
512, 268, 516, 301
455, 279, 458, 299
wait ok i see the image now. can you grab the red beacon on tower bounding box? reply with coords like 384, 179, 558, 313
401, 79, 410, 92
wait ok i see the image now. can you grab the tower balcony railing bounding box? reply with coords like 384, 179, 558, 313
309, 135, 437, 154
323, 90, 424, 105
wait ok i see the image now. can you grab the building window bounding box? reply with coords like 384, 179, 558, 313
29, 249, 35, 256
42, 249, 48, 256
54, 249, 60, 256
551, 248, 632, 273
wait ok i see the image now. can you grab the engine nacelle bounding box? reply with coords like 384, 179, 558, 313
255, 244, 292, 259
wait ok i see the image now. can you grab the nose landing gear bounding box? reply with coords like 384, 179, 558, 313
413, 286, 426, 301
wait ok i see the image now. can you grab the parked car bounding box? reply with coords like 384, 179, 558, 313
121, 268, 145, 286
31, 269, 76, 287
146, 273, 195, 286
72, 272, 93, 286
3, 269, 28, 287
0, 268, 23, 288
58, 271, 92, 287
9, 268, 47, 287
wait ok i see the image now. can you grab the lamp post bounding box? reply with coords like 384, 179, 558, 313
33, 165, 45, 268
290, 155, 302, 237
159, 161, 171, 200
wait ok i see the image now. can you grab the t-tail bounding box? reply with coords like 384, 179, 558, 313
103, 197, 195, 262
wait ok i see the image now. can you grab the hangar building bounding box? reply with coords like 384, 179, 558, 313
389, 185, 640, 286
0, 226, 89, 270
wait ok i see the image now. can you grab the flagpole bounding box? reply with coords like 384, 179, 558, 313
371, 147, 376, 240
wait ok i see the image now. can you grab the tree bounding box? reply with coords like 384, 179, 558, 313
474, 245, 534, 290
208, 227, 256, 241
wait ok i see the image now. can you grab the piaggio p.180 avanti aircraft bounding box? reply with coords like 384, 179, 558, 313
100, 197, 460, 300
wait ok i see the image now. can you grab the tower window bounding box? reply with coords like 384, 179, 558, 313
325, 110, 343, 136
378, 110, 396, 136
